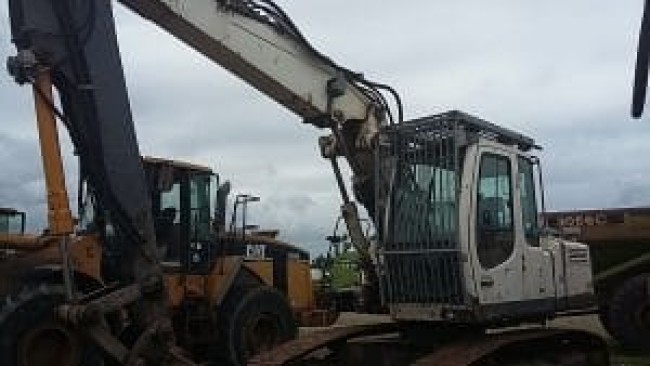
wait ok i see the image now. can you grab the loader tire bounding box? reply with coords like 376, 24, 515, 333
0, 285, 102, 366
608, 273, 650, 351
217, 286, 297, 366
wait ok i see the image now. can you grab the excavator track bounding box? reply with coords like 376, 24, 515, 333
249, 324, 610, 366
412, 328, 609, 366
248, 323, 402, 365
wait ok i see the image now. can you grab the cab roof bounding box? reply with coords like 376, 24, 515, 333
0, 208, 22, 215
393, 110, 542, 152
143, 156, 213, 174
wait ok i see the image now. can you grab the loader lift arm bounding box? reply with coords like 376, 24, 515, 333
7, 0, 184, 363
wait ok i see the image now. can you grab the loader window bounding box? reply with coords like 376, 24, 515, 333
518, 157, 539, 246
477, 154, 514, 269
160, 183, 181, 224
190, 175, 211, 242
159, 182, 181, 261
0, 212, 23, 235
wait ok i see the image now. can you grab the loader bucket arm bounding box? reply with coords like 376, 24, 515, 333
8, 0, 158, 284
6, 0, 173, 362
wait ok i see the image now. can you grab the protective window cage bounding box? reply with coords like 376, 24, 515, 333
374, 110, 537, 309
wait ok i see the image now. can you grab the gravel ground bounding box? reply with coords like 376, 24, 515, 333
302, 313, 650, 365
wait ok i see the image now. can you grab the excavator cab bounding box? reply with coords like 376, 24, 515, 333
376, 111, 596, 325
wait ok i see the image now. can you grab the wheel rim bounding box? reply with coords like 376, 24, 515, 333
244, 313, 281, 356
19, 322, 82, 366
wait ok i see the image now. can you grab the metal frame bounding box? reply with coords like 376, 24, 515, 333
402, 110, 540, 152
376, 111, 467, 313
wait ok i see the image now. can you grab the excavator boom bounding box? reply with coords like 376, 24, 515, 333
119, 0, 376, 126
118, 0, 393, 211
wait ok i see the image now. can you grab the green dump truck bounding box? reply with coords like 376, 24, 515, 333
545, 207, 650, 351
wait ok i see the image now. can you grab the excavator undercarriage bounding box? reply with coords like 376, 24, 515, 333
250, 323, 609, 366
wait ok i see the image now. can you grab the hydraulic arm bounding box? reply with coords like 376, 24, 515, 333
114, 0, 402, 300
118, 0, 400, 211
7, 0, 179, 363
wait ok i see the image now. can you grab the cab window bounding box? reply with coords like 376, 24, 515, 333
159, 181, 181, 261
476, 154, 514, 269
518, 157, 539, 246
190, 175, 211, 242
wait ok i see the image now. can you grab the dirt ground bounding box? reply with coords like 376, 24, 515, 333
549, 315, 649, 366
303, 313, 650, 365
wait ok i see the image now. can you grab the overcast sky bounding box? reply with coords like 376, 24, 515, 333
0, 1, 649, 255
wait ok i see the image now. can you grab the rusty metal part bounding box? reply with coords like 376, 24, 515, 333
86, 324, 131, 363
411, 328, 608, 366
57, 284, 142, 327
59, 236, 74, 300
248, 323, 401, 365
55, 284, 198, 365
90, 284, 142, 313
126, 319, 169, 365
296, 309, 339, 328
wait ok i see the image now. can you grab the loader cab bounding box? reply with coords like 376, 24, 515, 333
143, 157, 217, 274
377, 111, 595, 325
0, 208, 25, 235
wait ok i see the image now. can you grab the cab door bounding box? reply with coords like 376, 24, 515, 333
517, 156, 556, 311
470, 146, 524, 310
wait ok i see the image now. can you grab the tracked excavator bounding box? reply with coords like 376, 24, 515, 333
3, 1, 611, 365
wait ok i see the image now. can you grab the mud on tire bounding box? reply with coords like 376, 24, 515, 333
217, 286, 297, 366
0, 285, 102, 366
607, 273, 650, 351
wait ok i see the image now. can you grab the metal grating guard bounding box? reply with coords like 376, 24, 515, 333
375, 111, 468, 308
